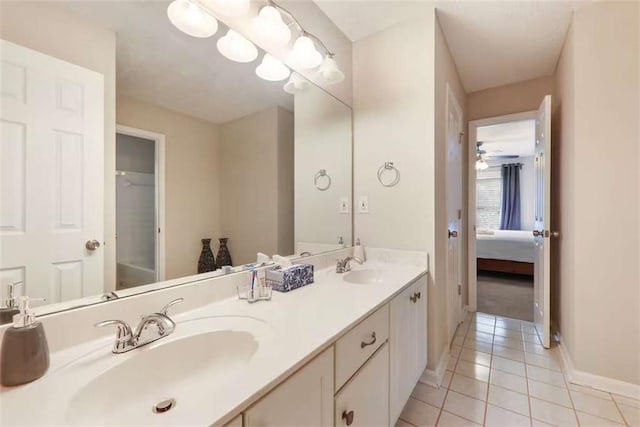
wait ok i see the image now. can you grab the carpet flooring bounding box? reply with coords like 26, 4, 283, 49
477, 272, 534, 321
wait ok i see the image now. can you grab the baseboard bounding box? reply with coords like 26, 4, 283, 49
420, 349, 450, 388
557, 337, 640, 399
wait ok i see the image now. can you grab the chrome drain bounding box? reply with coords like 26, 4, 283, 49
153, 398, 176, 414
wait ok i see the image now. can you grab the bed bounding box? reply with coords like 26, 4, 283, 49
476, 229, 535, 276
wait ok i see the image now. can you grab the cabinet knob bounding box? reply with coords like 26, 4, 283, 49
342, 410, 355, 426
416, 291, 421, 300
360, 332, 377, 349
410, 294, 417, 303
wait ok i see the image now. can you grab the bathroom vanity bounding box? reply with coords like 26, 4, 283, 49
0, 249, 428, 426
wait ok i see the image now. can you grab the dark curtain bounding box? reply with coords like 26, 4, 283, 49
500, 163, 521, 230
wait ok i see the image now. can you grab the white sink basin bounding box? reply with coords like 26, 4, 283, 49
65, 316, 268, 425
343, 269, 391, 285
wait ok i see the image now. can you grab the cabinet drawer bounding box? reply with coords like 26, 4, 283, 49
335, 304, 389, 390
335, 343, 389, 427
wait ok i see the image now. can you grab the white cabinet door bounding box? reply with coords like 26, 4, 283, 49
245, 347, 334, 427
335, 343, 389, 427
389, 275, 428, 424
0, 40, 104, 303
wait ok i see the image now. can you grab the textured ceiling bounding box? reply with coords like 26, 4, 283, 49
314, 0, 581, 93
477, 119, 536, 157
39, 1, 293, 124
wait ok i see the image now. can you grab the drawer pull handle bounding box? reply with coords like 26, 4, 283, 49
360, 332, 377, 349
416, 291, 421, 300
342, 410, 355, 426
410, 294, 417, 303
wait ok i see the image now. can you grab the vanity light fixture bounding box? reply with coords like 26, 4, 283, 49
250, 5, 291, 48
475, 154, 489, 170
317, 54, 345, 84
167, 0, 218, 38
289, 35, 323, 69
283, 72, 310, 94
256, 53, 290, 81
204, 0, 250, 17
217, 29, 258, 63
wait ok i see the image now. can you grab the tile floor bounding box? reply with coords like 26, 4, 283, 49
398, 312, 640, 427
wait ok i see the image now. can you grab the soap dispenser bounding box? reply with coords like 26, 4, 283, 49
354, 238, 366, 262
0, 296, 50, 386
0, 281, 22, 325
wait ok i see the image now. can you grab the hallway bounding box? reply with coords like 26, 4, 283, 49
398, 313, 639, 426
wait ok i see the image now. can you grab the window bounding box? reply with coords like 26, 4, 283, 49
476, 169, 501, 230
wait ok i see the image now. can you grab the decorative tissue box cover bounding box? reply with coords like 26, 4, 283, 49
266, 264, 314, 292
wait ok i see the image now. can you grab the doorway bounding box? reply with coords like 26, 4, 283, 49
115, 125, 165, 290
467, 112, 537, 322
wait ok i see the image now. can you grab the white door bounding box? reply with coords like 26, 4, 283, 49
446, 85, 463, 342
533, 95, 552, 348
0, 40, 104, 304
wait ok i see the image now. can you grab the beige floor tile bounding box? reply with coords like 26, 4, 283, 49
527, 365, 567, 388
472, 323, 495, 334
525, 353, 561, 372
452, 336, 465, 347
443, 391, 486, 425
568, 383, 611, 400
488, 384, 530, 416
531, 418, 554, 426
493, 327, 522, 339
476, 313, 496, 322
447, 357, 458, 371
524, 341, 556, 358
523, 332, 541, 344
492, 335, 524, 351
437, 410, 481, 426
440, 370, 453, 388
466, 330, 494, 344
451, 345, 462, 358
492, 356, 526, 377
485, 404, 531, 427
455, 360, 490, 382
490, 369, 528, 394
412, 382, 448, 408
459, 348, 491, 367
576, 411, 624, 426
449, 373, 489, 401
462, 340, 493, 354
400, 397, 441, 427
495, 318, 522, 331
530, 397, 579, 427
522, 325, 537, 335
570, 390, 624, 423
492, 345, 525, 362
396, 419, 415, 427
528, 379, 572, 408
612, 393, 640, 409
618, 403, 640, 426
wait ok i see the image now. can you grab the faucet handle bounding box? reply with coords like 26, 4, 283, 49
95, 319, 133, 340
159, 298, 184, 316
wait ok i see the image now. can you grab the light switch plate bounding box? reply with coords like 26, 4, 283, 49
339, 197, 349, 213
358, 196, 369, 214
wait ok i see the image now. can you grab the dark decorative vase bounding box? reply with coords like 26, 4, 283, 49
216, 238, 233, 267
198, 238, 216, 273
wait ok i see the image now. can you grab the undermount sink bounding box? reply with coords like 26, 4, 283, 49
342, 269, 391, 285
65, 316, 267, 425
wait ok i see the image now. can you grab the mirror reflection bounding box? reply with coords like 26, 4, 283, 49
0, 1, 352, 318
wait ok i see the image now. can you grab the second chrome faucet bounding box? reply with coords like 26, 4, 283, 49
95, 298, 184, 354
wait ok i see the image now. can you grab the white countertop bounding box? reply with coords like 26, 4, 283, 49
1, 261, 427, 426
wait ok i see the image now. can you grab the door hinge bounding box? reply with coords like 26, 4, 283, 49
458, 285, 461, 295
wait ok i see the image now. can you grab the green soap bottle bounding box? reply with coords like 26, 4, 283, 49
0, 296, 50, 386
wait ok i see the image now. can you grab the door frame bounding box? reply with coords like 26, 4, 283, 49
115, 124, 166, 282
467, 110, 537, 311
445, 83, 464, 341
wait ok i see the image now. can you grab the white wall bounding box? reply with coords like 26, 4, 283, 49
294, 85, 352, 250
0, 1, 117, 289
554, 1, 640, 387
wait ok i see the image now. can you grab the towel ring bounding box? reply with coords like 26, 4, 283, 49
377, 162, 400, 187
314, 169, 332, 191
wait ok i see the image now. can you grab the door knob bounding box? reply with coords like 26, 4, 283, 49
448, 230, 458, 238
342, 410, 354, 426
85, 240, 101, 250
550, 231, 560, 238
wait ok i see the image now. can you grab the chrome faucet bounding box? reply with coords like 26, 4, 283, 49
95, 298, 183, 354
336, 256, 364, 273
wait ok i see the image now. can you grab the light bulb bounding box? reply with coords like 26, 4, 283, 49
475, 158, 489, 170
203, 0, 249, 17
256, 54, 290, 82
317, 55, 344, 84
217, 29, 258, 63
167, 0, 218, 38
250, 6, 291, 48
289, 36, 322, 69
283, 72, 310, 94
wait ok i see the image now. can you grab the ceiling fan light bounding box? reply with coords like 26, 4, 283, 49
251, 6, 291, 48
289, 35, 322, 69
167, 0, 218, 38
283, 72, 310, 94
317, 55, 344, 84
204, 0, 250, 17
217, 29, 258, 63
256, 53, 291, 82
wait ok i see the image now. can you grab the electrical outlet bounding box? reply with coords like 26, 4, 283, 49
339, 197, 349, 213
358, 196, 369, 214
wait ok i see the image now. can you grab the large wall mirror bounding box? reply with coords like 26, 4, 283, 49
0, 1, 352, 319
